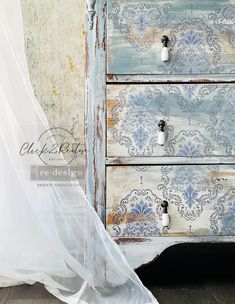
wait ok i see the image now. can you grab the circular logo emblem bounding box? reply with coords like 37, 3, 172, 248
38, 127, 78, 166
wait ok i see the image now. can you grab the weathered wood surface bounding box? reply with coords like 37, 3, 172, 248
85, 0, 108, 285
106, 165, 235, 237
107, 84, 235, 158
106, 156, 235, 165
118, 236, 235, 269
87, 0, 235, 270
85, 0, 107, 221
107, 74, 235, 83
107, 0, 235, 75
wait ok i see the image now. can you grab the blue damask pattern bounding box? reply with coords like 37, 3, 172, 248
123, 221, 160, 237
108, 2, 175, 52
183, 185, 199, 209
108, 2, 235, 74
165, 130, 215, 156
158, 165, 223, 220
221, 208, 235, 235
210, 189, 235, 235
110, 166, 235, 236
206, 86, 235, 155
163, 84, 217, 112
112, 189, 162, 237
111, 87, 170, 156
159, 18, 223, 74
209, 3, 235, 47
110, 84, 235, 157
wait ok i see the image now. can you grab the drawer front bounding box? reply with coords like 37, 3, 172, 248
106, 165, 235, 237
107, 84, 235, 157
107, 0, 235, 75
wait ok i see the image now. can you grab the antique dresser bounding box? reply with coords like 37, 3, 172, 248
86, 0, 235, 268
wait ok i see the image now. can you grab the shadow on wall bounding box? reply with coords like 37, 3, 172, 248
136, 243, 235, 286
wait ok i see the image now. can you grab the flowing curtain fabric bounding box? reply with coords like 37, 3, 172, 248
0, 1, 158, 303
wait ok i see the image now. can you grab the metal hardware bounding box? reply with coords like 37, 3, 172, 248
161, 200, 168, 213
158, 120, 166, 132
158, 120, 166, 146
161, 35, 169, 47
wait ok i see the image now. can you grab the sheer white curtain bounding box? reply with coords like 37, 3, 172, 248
0, 1, 158, 303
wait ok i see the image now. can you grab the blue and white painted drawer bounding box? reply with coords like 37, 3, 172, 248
106, 165, 235, 237
107, 0, 235, 75
107, 84, 235, 157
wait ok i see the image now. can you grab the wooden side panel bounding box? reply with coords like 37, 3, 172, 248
85, 0, 107, 221
107, 84, 235, 157
85, 0, 107, 284
107, 0, 235, 75
106, 165, 235, 237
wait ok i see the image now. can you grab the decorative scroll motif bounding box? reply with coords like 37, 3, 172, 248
111, 87, 170, 156
135, 166, 151, 172
110, 84, 229, 157
86, 0, 96, 30
210, 189, 235, 234
108, 2, 175, 51
108, 2, 235, 74
112, 189, 162, 237
163, 84, 217, 112
160, 18, 223, 74
209, 3, 235, 47
206, 86, 235, 155
158, 166, 223, 221
110, 166, 235, 237
165, 130, 215, 156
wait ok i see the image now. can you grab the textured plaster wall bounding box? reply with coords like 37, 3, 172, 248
21, 0, 86, 185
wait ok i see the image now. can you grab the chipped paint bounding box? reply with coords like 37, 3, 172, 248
85, 0, 107, 219
115, 238, 150, 245
106, 165, 235, 238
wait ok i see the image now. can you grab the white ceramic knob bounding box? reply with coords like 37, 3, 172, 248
161, 46, 170, 62
158, 131, 165, 146
162, 213, 170, 227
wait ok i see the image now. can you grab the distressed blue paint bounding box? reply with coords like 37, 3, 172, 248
158, 165, 222, 221
86, 0, 107, 221
112, 189, 162, 237
108, 84, 235, 157
107, 0, 235, 75
206, 86, 235, 155
210, 188, 235, 235
108, 165, 235, 237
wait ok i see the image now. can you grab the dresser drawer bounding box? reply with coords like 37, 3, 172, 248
107, 0, 235, 75
107, 84, 235, 157
106, 165, 235, 237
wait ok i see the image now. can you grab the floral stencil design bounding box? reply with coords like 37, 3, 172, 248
108, 2, 175, 51
158, 165, 223, 221
111, 87, 169, 156
210, 189, 235, 234
112, 189, 162, 237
